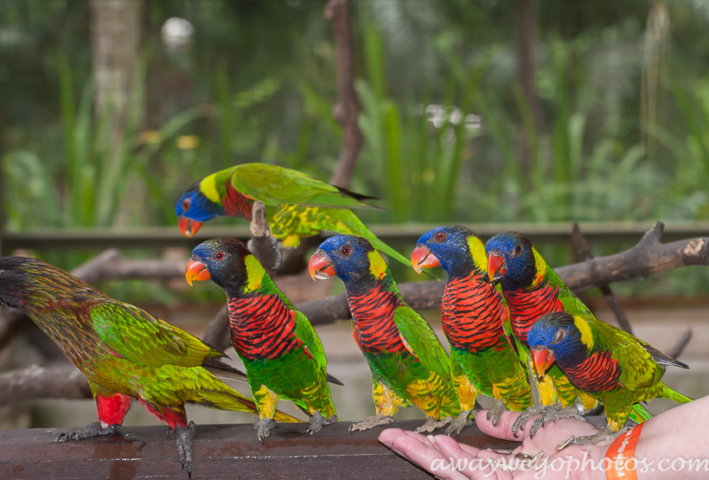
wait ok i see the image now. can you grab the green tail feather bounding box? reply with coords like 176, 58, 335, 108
629, 404, 653, 423
664, 386, 693, 405
197, 386, 301, 423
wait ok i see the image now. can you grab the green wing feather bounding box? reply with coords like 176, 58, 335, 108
270, 205, 411, 267
558, 288, 595, 318
293, 310, 327, 374
231, 163, 377, 209
392, 305, 451, 381
90, 301, 220, 368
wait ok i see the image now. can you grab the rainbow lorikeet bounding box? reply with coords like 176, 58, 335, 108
485, 232, 651, 436
411, 226, 533, 433
0, 256, 299, 477
175, 163, 411, 267
308, 235, 461, 433
185, 238, 340, 441
528, 311, 691, 446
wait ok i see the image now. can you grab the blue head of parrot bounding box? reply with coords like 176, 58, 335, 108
176, 181, 224, 237
412, 225, 476, 279
185, 237, 250, 293
527, 312, 586, 375
485, 232, 537, 290
308, 235, 377, 287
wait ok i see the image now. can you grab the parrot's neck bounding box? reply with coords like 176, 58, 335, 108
558, 348, 621, 393
441, 274, 506, 352
222, 182, 254, 220
223, 257, 301, 360
345, 280, 407, 355
226, 289, 301, 360
503, 281, 563, 346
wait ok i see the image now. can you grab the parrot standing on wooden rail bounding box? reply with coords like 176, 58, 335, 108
185, 237, 340, 442
0, 256, 299, 477
411, 226, 532, 434
528, 311, 691, 447
175, 163, 411, 267
484, 232, 652, 436
308, 234, 462, 433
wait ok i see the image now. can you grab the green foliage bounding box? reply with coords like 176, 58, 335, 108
3, 0, 709, 297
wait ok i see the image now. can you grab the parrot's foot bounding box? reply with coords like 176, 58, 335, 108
511, 404, 551, 438
173, 421, 196, 478
486, 399, 509, 427
348, 414, 394, 433
556, 427, 627, 451
56, 422, 122, 442
445, 410, 474, 436
305, 411, 337, 435
529, 400, 587, 439
415, 415, 453, 434
254, 418, 277, 443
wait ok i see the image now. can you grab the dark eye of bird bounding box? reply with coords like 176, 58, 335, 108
435, 233, 445, 242
214, 252, 225, 261
514, 244, 523, 256
341, 246, 350, 255
552, 329, 566, 344
182, 199, 190, 210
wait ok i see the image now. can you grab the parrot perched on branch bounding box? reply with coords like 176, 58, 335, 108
528, 311, 691, 446
484, 232, 652, 435
412, 226, 532, 434
175, 163, 411, 267
308, 235, 462, 433
0, 256, 299, 477
185, 237, 340, 441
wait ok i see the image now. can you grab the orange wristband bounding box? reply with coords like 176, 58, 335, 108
606, 423, 644, 480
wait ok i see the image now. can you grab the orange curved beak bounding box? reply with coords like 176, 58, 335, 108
411, 245, 440, 274
185, 259, 211, 286
179, 217, 203, 238
487, 251, 507, 285
308, 251, 336, 281
531, 347, 555, 377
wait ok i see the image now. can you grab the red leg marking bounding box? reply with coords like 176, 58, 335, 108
96, 393, 132, 428
139, 399, 188, 430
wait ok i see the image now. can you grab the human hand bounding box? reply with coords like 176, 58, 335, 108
379, 409, 611, 480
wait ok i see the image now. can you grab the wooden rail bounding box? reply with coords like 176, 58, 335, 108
2, 222, 709, 253
0, 420, 519, 479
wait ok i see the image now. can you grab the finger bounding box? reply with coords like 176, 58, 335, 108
434, 434, 481, 458
433, 436, 513, 480
379, 428, 409, 446
380, 429, 468, 480
476, 410, 529, 442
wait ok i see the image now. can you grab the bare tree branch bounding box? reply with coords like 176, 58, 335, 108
0, 365, 91, 406
246, 201, 281, 275
201, 306, 231, 352
325, 0, 364, 189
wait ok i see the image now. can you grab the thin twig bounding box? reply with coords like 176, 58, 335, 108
325, 0, 364, 189
666, 328, 693, 359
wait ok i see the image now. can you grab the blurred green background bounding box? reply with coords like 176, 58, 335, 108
4, 0, 709, 228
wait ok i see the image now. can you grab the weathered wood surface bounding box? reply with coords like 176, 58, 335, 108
0, 420, 520, 479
